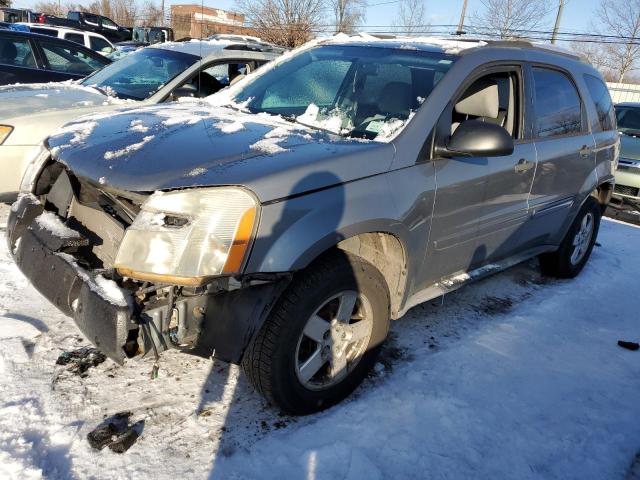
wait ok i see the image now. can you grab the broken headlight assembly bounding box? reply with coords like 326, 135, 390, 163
114, 187, 258, 286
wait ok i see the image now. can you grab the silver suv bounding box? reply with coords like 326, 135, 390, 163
6, 37, 617, 414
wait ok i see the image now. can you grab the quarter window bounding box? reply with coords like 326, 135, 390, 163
532, 68, 583, 138
89, 36, 111, 53
584, 74, 615, 132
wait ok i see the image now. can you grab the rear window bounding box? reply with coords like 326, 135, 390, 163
0, 36, 36, 67
584, 74, 615, 132
532, 68, 583, 138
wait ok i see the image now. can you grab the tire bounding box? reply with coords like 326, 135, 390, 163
539, 196, 601, 278
242, 251, 390, 415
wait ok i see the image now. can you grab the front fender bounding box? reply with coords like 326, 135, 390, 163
246, 173, 409, 273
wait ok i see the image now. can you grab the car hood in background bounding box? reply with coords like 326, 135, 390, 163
0, 83, 133, 121
48, 103, 395, 202
619, 132, 640, 161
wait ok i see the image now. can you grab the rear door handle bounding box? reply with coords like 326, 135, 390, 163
514, 158, 534, 173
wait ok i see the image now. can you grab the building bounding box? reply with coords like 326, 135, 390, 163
171, 4, 253, 40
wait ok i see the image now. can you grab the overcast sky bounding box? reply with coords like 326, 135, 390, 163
15, 0, 599, 34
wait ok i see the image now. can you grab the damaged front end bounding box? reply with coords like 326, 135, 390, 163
7, 161, 289, 365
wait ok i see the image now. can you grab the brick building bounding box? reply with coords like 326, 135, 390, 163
171, 4, 254, 40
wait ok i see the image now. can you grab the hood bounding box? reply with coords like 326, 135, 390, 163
48, 103, 394, 202
0, 83, 135, 122
619, 132, 640, 161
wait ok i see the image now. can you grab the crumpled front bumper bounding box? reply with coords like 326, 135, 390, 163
6, 194, 134, 364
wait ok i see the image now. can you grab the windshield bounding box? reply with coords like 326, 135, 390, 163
82, 47, 198, 100
616, 106, 640, 134
231, 45, 456, 140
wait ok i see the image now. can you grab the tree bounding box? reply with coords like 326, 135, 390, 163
330, 0, 366, 34
472, 0, 551, 39
235, 0, 324, 47
593, 0, 640, 82
393, 0, 427, 36
0, 0, 12, 7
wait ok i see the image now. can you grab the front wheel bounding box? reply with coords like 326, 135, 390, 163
539, 196, 601, 278
242, 252, 390, 415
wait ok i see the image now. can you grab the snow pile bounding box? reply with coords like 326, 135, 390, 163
185, 167, 207, 177
93, 275, 129, 308
214, 120, 245, 134
129, 120, 149, 133
104, 135, 155, 160
34, 212, 79, 239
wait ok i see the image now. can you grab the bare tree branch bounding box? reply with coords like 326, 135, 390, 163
393, 0, 427, 36
330, 0, 366, 34
235, 0, 325, 47
593, 0, 640, 82
472, 0, 551, 39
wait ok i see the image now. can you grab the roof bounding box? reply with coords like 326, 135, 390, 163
152, 38, 282, 57
15, 22, 112, 40
321, 33, 583, 60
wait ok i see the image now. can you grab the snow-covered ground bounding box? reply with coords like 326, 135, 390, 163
0, 204, 639, 480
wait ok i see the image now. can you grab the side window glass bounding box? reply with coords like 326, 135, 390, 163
0, 37, 36, 68
451, 71, 520, 138
90, 36, 112, 53
584, 74, 615, 132
40, 42, 104, 75
65, 33, 85, 45
84, 14, 99, 26
532, 68, 583, 138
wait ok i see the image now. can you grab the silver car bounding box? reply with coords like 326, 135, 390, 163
7, 37, 617, 414
0, 38, 280, 202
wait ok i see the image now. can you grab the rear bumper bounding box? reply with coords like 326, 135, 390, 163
7, 194, 134, 364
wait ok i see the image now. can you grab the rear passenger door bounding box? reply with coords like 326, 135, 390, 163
527, 65, 595, 242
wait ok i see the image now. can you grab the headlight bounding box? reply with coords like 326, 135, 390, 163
114, 188, 258, 285
0, 125, 13, 145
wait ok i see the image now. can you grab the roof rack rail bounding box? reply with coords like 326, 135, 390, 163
482, 39, 583, 61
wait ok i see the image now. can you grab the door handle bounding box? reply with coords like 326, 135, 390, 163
514, 158, 534, 173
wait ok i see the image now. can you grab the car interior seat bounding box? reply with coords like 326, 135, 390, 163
451, 79, 501, 134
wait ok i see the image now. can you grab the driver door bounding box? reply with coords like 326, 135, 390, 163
420, 66, 533, 286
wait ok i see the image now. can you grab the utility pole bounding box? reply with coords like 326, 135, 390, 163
551, 0, 565, 44
456, 0, 469, 35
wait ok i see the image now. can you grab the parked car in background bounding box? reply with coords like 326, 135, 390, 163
16, 24, 115, 55
132, 26, 173, 44
613, 103, 640, 203
0, 29, 110, 85
41, 11, 131, 43
0, 7, 40, 24
0, 38, 280, 202
6, 36, 616, 414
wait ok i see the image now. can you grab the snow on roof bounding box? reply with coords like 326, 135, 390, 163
323, 33, 487, 55
151, 38, 239, 58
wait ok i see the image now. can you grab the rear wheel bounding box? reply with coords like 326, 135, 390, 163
242, 252, 390, 415
539, 196, 601, 278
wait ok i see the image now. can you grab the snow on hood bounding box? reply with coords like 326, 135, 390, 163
0, 81, 133, 120
47, 102, 391, 201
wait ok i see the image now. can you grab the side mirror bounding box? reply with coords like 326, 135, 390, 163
171, 83, 198, 101
444, 120, 514, 157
